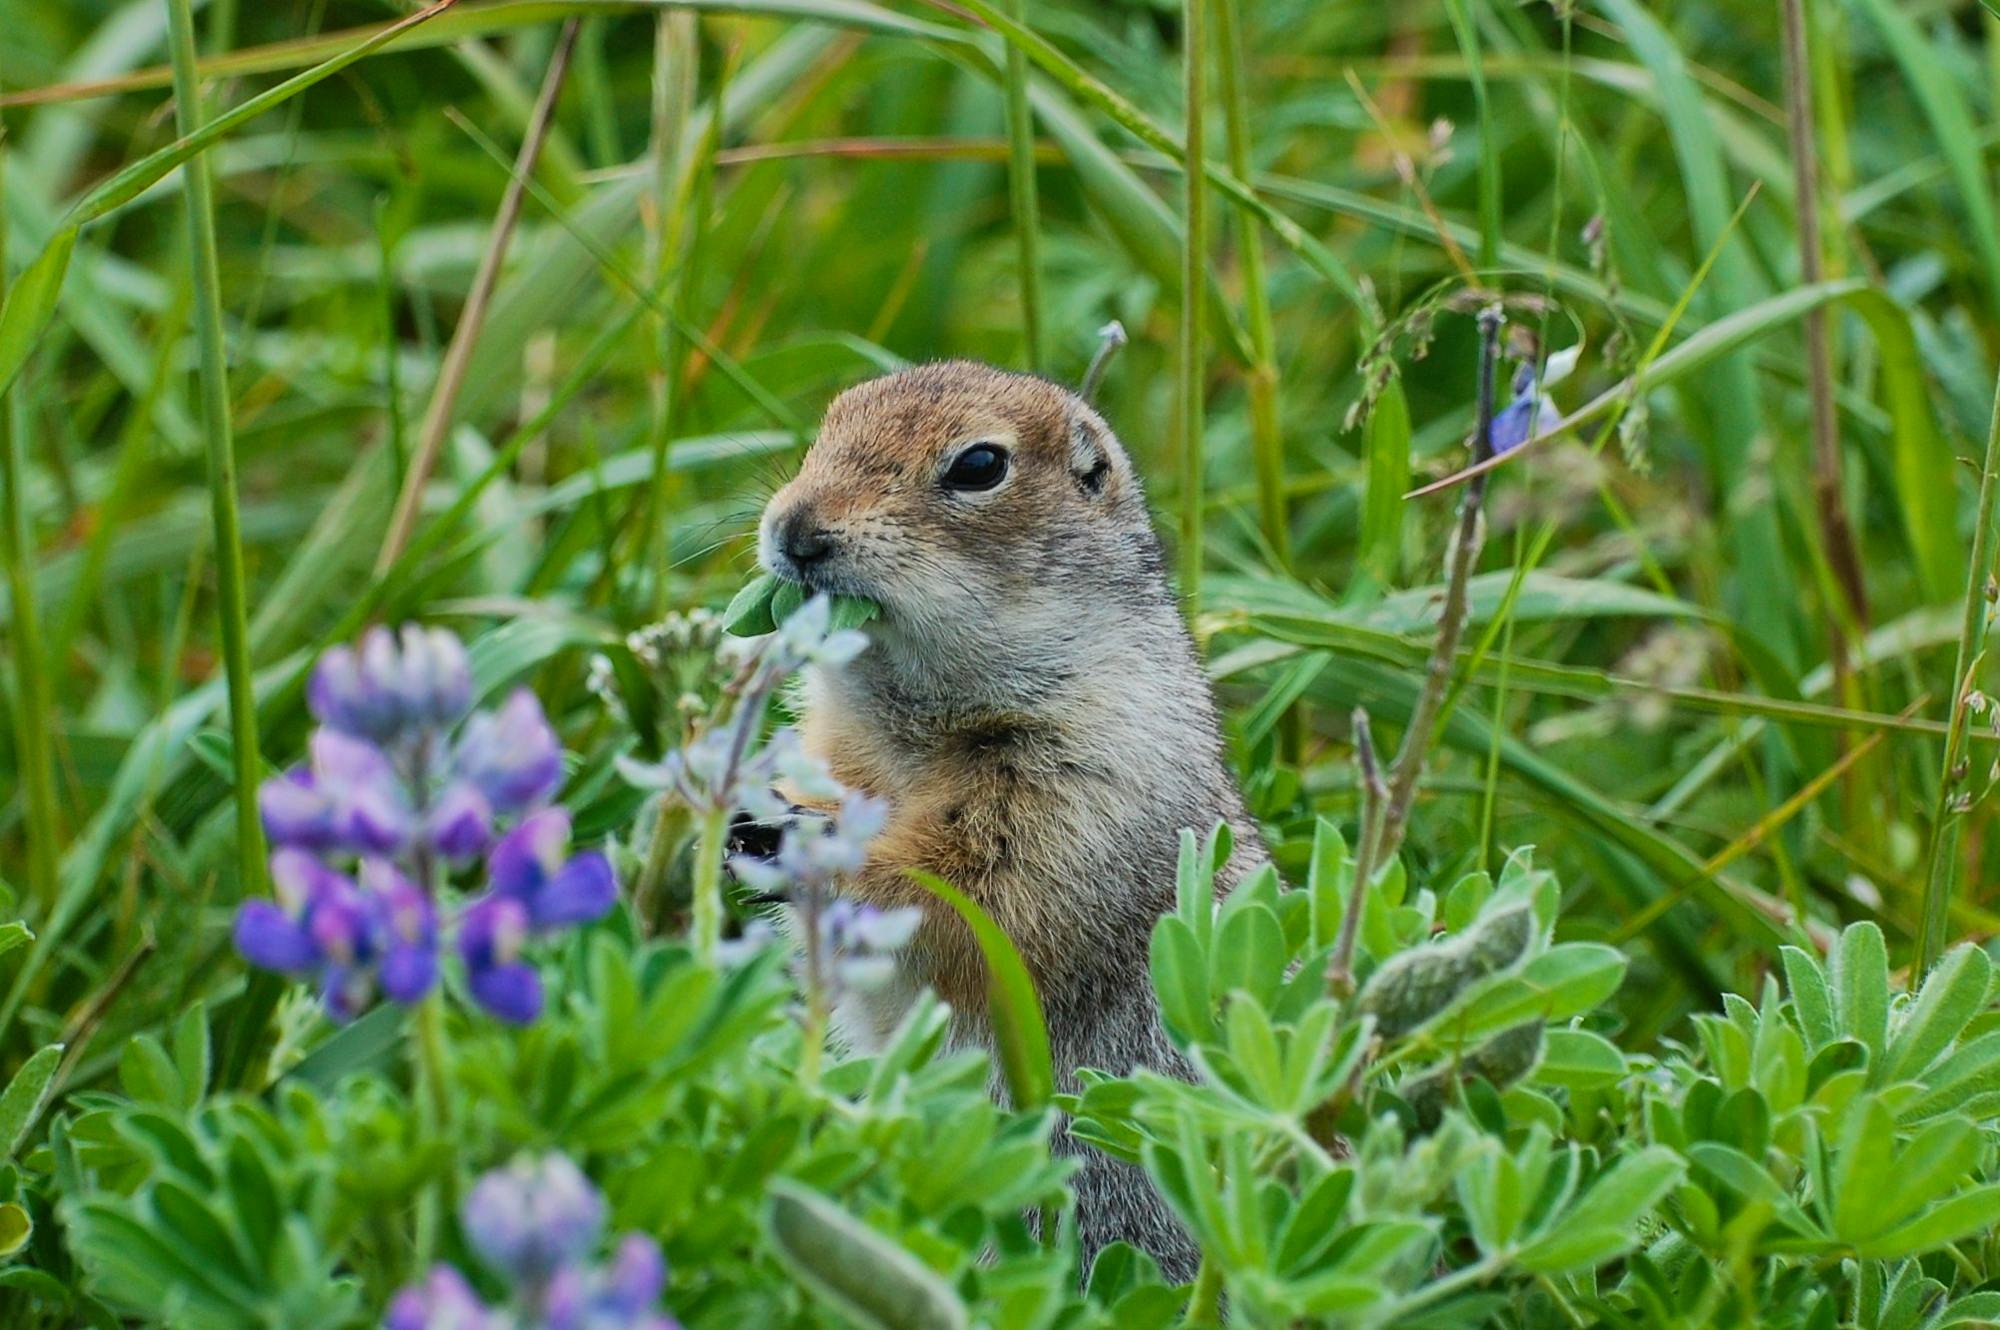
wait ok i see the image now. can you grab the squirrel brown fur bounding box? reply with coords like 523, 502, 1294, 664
755, 360, 1265, 1281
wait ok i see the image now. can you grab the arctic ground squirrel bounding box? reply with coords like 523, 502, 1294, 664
754, 359, 1265, 1280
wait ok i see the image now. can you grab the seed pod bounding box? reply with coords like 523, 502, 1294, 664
1358, 903, 1536, 1039
766, 1180, 969, 1330
1402, 1022, 1545, 1129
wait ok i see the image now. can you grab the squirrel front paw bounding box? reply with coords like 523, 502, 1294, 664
724, 805, 827, 901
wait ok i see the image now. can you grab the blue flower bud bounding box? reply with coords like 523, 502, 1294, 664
308, 627, 409, 741
400, 625, 472, 727
462, 1154, 605, 1286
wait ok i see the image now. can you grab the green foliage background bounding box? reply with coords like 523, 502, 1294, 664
4, 0, 2000, 1326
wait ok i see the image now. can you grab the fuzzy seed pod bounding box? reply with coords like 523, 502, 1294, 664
1402, 1021, 1545, 1128
1358, 904, 1536, 1039
765, 1181, 968, 1330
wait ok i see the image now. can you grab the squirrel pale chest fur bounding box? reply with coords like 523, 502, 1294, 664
755, 360, 1264, 1280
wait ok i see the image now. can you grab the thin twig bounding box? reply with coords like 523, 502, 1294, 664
1371, 306, 1504, 868
373, 18, 580, 576
1780, 0, 1867, 639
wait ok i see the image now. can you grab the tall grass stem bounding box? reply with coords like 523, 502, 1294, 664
1211, 0, 1287, 569
1781, 0, 1867, 639
1003, 0, 1046, 371
1918, 368, 2000, 973
166, 0, 265, 894
638, 11, 696, 617
1176, 0, 1208, 602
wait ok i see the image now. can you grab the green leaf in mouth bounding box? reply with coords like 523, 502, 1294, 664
721, 572, 880, 637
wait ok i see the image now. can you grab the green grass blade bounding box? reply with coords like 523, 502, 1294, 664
1919, 367, 2000, 973
908, 870, 1055, 1111
165, 0, 263, 896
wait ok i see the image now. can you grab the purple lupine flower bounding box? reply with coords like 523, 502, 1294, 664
486, 810, 617, 931
820, 898, 921, 994
259, 731, 412, 857
543, 1235, 680, 1330
453, 690, 564, 813
364, 860, 441, 1003
1488, 344, 1578, 456
770, 594, 869, 671
391, 1158, 679, 1330
426, 782, 495, 861
386, 1264, 499, 1330
463, 1154, 607, 1286
244, 623, 622, 1028
459, 895, 543, 1024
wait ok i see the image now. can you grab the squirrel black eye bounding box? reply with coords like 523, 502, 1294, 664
942, 443, 1008, 493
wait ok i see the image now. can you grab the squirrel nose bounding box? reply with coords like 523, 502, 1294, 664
778, 508, 836, 568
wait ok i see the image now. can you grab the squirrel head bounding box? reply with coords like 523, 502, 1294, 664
758, 362, 1171, 690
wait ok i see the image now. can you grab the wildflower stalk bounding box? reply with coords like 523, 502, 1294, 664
798, 888, 829, 1091
1002, 0, 1046, 371
1359, 307, 1503, 905
167, 0, 265, 894
690, 805, 731, 967
375, 20, 579, 576
412, 992, 453, 1268
1918, 365, 2000, 973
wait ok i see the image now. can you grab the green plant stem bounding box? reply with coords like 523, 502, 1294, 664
637, 9, 696, 618
1781, 0, 1867, 639
411, 994, 453, 1268
0, 140, 61, 912
1328, 708, 1384, 997
800, 895, 829, 1092
691, 805, 730, 966
1180, 1255, 1222, 1327
1211, 0, 1287, 570
1177, 0, 1208, 603
1002, 0, 1045, 371
1918, 365, 2000, 972
166, 0, 265, 895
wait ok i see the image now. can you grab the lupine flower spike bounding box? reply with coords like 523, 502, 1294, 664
389, 1154, 680, 1330
235, 625, 615, 1025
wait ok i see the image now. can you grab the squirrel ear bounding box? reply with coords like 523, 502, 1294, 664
1067, 405, 1126, 499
